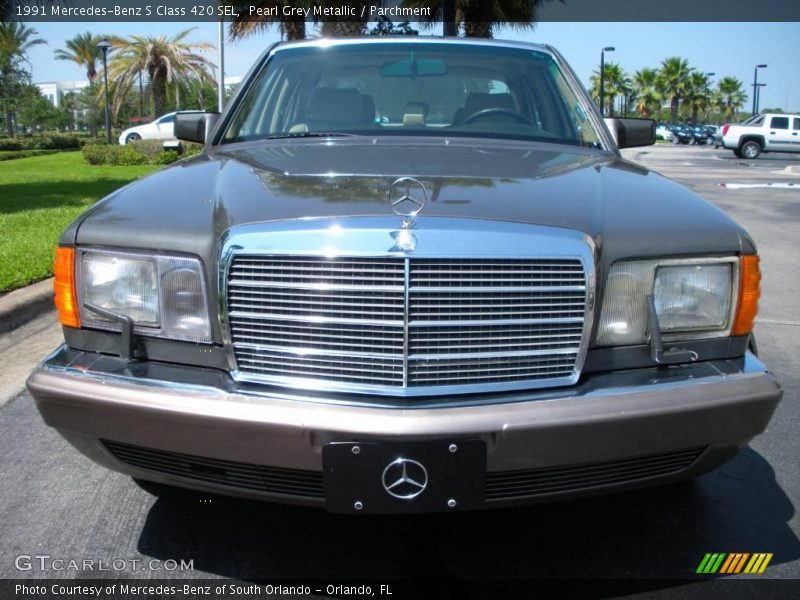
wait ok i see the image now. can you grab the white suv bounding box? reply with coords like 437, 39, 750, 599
721, 113, 800, 159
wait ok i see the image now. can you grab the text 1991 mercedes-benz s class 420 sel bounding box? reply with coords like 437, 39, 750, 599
27, 38, 782, 514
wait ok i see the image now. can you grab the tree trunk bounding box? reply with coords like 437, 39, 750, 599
283, 18, 306, 40
670, 96, 679, 123
151, 74, 166, 118
5, 111, 14, 138
139, 71, 144, 117
607, 96, 614, 118
691, 105, 698, 127
319, 1, 367, 37
462, 2, 494, 38
463, 22, 492, 37
320, 21, 367, 37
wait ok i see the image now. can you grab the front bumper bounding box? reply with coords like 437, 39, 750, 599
28, 345, 782, 512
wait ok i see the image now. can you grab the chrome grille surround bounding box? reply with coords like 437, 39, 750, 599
220, 218, 596, 397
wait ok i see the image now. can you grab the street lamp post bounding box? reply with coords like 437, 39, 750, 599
752, 64, 767, 116
754, 83, 766, 114
217, 21, 225, 112
600, 46, 615, 117
97, 40, 112, 144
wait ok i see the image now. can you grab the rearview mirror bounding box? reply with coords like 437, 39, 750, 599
604, 118, 656, 149
175, 111, 221, 145
380, 57, 446, 77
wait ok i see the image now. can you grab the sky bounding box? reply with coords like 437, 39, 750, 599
24, 21, 800, 112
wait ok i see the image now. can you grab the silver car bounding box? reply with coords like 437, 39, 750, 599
28, 38, 781, 514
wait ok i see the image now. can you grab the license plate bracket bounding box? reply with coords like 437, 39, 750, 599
323, 439, 486, 514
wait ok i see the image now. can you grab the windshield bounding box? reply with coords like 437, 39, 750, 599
222, 42, 602, 148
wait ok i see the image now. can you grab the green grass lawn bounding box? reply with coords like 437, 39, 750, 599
0, 151, 158, 294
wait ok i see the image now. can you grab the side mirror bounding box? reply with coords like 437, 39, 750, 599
604, 117, 656, 149
174, 112, 221, 145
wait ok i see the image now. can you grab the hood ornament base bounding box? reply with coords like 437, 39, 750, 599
391, 229, 417, 253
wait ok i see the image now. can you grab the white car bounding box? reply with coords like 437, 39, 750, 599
655, 125, 674, 141
118, 112, 178, 145
721, 113, 800, 158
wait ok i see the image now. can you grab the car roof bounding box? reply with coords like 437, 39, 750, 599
271, 36, 553, 56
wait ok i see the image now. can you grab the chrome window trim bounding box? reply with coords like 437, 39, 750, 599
218, 216, 596, 397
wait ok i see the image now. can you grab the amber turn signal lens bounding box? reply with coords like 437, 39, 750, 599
54, 246, 80, 328
732, 255, 760, 336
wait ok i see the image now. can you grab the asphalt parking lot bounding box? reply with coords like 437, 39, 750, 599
0, 144, 798, 590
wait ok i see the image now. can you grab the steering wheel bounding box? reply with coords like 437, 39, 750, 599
461, 107, 531, 125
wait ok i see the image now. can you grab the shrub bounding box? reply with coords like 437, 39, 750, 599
0, 150, 59, 161
0, 139, 24, 151
47, 135, 81, 149
184, 143, 203, 158
129, 139, 171, 162
82, 139, 203, 166
0, 135, 80, 151
153, 150, 179, 165
82, 144, 146, 166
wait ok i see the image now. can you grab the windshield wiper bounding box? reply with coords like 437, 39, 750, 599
264, 132, 358, 140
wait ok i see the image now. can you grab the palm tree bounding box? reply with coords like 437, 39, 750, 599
106, 28, 215, 118
0, 22, 46, 136
589, 61, 625, 117
619, 73, 635, 117
633, 68, 661, 118
229, 1, 309, 41
230, 1, 379, 40
717, 77, 746, 122
684, 71, 712, 126
54, 32, 102, 82
403, 0, 555, 38
657, 57, 691, 124
55, 32, 103, 136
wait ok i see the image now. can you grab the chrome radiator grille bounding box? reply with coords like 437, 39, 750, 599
227, 255, 588, 395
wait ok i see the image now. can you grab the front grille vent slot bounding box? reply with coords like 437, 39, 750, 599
104, 440, 324, 498
485, 447, 706, 500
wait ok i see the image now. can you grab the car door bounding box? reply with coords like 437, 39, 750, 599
792, 117, 800, 149
154, 114, 175, 139
765, 116, 792, 151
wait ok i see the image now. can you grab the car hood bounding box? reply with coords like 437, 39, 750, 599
69, 137, 752, 272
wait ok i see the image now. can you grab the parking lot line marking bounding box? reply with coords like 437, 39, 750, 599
718, 182, 799, 189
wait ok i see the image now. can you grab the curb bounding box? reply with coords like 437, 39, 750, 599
0, 278, 55, 334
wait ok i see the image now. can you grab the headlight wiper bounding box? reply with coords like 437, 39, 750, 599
647, 295, 699, 366
84, 302, 139, 360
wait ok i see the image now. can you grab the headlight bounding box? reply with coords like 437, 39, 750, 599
597, 258, 737, 346
653, 264, 731, 332
79, 250, 211, 342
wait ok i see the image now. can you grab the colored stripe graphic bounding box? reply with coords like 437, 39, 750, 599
720, 553, 750, 574
697, 552, 772, 574
697, 553, 726, 574
744, 553, 773, 574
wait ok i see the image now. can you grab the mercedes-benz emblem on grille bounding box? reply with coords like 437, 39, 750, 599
382, 458, 428, 500
388, 177, 427, 223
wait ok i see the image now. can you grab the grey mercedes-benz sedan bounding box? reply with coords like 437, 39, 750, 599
27, 38, 782, 514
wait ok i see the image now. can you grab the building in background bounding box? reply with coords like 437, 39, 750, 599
35, 80, 90, 108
